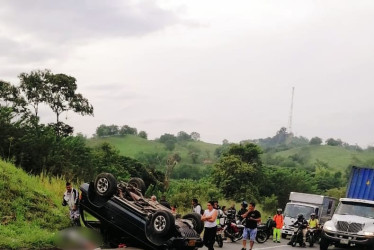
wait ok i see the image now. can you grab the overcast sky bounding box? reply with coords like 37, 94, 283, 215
1, 0, 374, 147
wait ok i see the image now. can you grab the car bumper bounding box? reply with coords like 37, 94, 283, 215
322, 230, 374, 247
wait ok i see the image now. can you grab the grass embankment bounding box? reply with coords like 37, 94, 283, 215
273, 145, 374, 171
88, 135, 220, 165
0, 160, 71, 249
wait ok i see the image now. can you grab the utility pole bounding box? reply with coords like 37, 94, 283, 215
288, 87, 295, 134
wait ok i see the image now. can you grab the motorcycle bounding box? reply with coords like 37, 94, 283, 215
255, 222, 272, 244
306, 227, 320, 247
255, 217, 274, 244
288, 225, 306, 247
215, 223, 224, 247
223, 216, 245, 242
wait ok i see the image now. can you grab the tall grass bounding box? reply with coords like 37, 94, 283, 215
0, 160, 72, 249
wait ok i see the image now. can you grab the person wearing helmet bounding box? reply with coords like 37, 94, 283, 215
308, 213, 319, 229
237, 201, 248, 220
288, 213, 308, 246
272, 208, 284, 243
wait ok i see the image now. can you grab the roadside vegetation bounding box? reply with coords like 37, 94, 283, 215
1, 70, 373, 247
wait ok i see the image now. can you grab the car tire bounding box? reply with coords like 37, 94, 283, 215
281, 233, 287, 239
182, 212, 204, 234
319, 235, 329, 250
150, 210, 174, 237
94, 173, 117, 197
128, 177, 146, 195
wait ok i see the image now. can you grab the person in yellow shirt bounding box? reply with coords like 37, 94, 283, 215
308, 213, 319, 229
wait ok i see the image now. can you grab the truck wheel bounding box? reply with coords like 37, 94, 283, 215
94, 173, 117, 197
128, 177, 146, 195
150, 211, 174, 237
319, 236, 329, 250
182, 212, 204, 234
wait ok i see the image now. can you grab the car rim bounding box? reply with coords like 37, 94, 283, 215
97, 177, 109, 193
154, 215, 166, 232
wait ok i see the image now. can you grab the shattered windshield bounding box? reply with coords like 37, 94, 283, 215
284, 204, 315, 219
335, 201, 374, 218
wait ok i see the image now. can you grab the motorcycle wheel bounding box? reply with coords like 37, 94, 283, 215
309, 235, 314, 247
216, 234, 223, 248
291, 241, 296, 247
255, 231, 268, 244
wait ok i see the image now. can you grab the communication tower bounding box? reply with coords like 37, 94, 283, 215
288, 87, 295, 134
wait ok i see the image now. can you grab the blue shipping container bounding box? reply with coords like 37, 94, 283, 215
346, 166, 374, 200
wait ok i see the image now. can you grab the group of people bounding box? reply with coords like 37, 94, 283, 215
193, 199, 261, 250
272, 208, 320, 247
62, 182, 319, 250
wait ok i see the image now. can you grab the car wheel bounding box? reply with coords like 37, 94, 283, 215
281, 233, 287, 239
182, 212, 204, 234
255, 231, 267, 244
94, 173, 117, 197
319, 235, 329, 250
150, 210, 174, 237
128, 177, 146, 195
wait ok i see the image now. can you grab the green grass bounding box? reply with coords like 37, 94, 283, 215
272, 145, 374, 171
88, 135, 220, 165
0, 160, 71, 249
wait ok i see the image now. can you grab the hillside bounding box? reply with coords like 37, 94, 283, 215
0, 160, 70, 248
88, 135, 220, 165
270, 145, 374, 171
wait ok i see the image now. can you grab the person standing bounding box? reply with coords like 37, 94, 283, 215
201, 201, 218, 250
192, 198, 203, 215
62, 182, 81, 226
241, 202, 261, 250
273, 208, 284, 243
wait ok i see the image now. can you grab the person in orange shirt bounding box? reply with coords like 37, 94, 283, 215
273, 208, 284, 243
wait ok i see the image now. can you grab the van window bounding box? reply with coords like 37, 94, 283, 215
327, 200, 333, 215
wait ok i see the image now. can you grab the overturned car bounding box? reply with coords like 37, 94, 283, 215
79, 173, 204, 249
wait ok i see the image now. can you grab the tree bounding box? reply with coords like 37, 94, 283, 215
177, 131, 191, 141
190, 132, 200, 141
225, 143, 263, 165
310, 137, 323, 145
138, 131, 147, 139
18, 70, 50, 117
326, 138, 343, 146
96, 124, 110, 137
212, 155, 258, 201
44, 72, 93, 135
119, 125, 137, 135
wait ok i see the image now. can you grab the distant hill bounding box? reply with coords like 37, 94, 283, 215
87, 135, 220, 166
0, 160, 70, 248
269, 145, 374, 171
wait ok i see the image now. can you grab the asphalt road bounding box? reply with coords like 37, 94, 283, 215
207, 239, 347, 250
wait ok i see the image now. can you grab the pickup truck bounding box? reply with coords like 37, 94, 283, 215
79, 173, 204, 249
